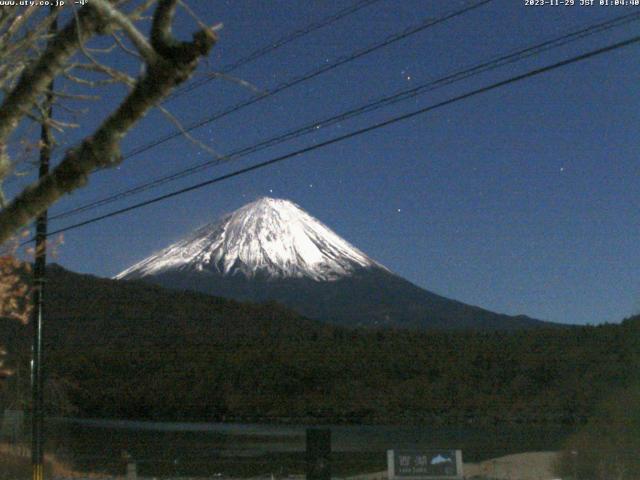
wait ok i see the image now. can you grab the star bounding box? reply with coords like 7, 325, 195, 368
397, 208, 402, 213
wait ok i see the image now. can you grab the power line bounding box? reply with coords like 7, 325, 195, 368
45, 0, 491, 218
2, 2, 381, 195
166, 0, 384, 101
49, 11, 640, 222
38, 33, 640, 242
122, 0, 493, 160
34, 0, 382, 175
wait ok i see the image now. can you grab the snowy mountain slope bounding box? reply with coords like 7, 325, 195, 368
116, 197, 384, 282
116, 197, 552, 331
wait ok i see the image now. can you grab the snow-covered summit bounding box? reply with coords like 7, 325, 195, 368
115, 197, 385, 282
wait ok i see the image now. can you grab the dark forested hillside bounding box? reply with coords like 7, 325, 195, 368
1, 266, 638, 426
136, 267, 554, 331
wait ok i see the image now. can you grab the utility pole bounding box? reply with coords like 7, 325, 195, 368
32, 7, 57, 480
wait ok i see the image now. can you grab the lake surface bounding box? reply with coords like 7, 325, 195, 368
45, 418, 573, 477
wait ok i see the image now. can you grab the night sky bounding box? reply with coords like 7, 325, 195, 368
11, 0, 640, 326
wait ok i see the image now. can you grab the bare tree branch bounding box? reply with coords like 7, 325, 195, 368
112, 31, 143, 60
157, 104, 221, 158
90, 0, 157, 63
0, 5, 108, 148
129, 0, 158, 21
0, 0, 217, 244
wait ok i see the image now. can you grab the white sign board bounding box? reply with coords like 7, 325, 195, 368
387, 449, 463, 480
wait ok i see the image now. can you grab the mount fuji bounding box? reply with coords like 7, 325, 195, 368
116, 197, 550, 330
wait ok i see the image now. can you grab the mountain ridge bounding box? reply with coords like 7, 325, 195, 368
117, 197, 553, 331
